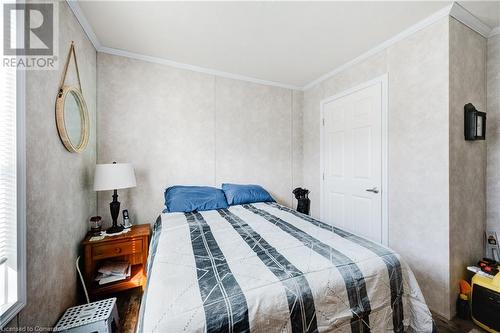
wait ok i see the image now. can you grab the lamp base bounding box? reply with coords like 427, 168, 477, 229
107, 189, 123, 234
106, 224, 124, 234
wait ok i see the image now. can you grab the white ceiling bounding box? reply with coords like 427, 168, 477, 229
75, 1, 499, 89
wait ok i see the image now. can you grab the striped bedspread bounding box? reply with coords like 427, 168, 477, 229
138, 202, 435, 333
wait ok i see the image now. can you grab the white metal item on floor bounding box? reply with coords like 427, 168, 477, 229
53, 298, 119, 333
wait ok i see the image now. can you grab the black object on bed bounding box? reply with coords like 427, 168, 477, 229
293, 187, 310, 215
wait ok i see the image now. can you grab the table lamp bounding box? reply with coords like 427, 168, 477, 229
93, 162, 136, 234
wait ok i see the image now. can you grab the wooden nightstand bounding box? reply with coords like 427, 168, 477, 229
81, 224, 151, 297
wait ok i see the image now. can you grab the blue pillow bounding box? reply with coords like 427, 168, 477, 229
222, 183, 275, 206
164, 186, 228, 213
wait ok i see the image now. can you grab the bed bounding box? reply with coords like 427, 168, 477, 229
137, 202, 435, 333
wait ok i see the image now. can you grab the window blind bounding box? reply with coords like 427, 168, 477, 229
0, 4, 18, 312
0, 61, 16, 263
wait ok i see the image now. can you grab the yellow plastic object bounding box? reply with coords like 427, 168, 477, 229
471, 272, 500, 333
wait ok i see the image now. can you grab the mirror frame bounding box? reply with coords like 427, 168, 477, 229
55, 85, 89, 153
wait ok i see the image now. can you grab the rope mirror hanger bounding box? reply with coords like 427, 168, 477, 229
55, 41, 89, 153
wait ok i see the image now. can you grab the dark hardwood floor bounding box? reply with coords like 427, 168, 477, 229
114, 288, 143, 333
113, 288, 487, 333
433, 312, 486, 333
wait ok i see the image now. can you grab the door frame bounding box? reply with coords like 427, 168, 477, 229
319, 74, 388, 245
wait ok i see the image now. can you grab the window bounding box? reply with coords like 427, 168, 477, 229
0, 0, 26, 326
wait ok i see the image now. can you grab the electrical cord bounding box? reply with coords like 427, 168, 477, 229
76, 256, 90, 304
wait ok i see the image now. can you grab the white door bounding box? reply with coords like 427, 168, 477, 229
321, 80, 385, 244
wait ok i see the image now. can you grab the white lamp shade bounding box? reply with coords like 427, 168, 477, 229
93, 163, 136, 191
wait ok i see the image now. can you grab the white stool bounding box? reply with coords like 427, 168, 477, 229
53, 298, 119, 333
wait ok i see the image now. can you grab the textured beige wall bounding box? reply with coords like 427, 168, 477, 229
97, 53, 302, 226
214, 78, 293, 202
7, 1, 97, 327
302, 18, 451, 317
388, 18, 451, 318
449, 18, 487, 317
97, 54, 215, 227
487, 34, 500, 235
292, 90, 304, 191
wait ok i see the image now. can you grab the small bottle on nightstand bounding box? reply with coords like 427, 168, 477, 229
122, 209, 132, 229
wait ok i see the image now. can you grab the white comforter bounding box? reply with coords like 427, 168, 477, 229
138, 202, 434, 333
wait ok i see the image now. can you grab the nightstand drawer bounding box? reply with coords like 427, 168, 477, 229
92, 239, 143, 259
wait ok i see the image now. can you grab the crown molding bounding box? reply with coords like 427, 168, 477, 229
303, 4, 454, 90
66, 0, 301, 90
490, 27, 500, 38
303, 2, 495, 90
449, 2, 493, 38
66, 0, 101, 50
98, 46, 302, 90
66, 1, 493, 91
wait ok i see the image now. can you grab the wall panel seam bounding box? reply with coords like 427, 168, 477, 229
291, 90, 294, 206
214, 76, 217, 186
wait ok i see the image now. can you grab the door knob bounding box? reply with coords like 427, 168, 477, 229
366, 187, 379, 194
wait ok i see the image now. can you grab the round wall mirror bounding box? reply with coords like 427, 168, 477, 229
55, 86, 89, 153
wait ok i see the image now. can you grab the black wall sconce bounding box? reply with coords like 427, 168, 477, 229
464, 103, 486, 141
